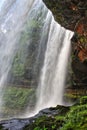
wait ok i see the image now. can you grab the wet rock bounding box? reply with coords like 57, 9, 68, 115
0, 105, 69, 130
0, 119, 30, 130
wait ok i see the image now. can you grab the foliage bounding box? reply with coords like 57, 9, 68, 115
61, 96, 87, 130
11, 15, 43, 79
3, 86, 35, 116
24, 96, 87, 130
80, 96, 87, 105
12, 55, 25, 77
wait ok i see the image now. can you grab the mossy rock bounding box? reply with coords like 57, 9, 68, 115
23, 96, 87, 130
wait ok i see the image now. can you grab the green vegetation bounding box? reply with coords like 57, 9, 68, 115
11, 19, 39, 78
12, 55, 25, 77
2, 86, 35, 116
24, 96, 87, 130
61, 96, 87, 130
11, 16, 44, 82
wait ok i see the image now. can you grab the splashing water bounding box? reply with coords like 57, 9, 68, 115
0, 0, 74, 120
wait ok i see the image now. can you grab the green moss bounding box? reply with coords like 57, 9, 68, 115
80, 96, 87, 105
23, 96, 87, 130
61, 96, 87, 130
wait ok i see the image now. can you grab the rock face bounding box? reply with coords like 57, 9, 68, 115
43, 0, 87, 30
43, 0, 87, 88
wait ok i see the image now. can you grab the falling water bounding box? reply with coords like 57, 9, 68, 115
35, 25, 74, 110
34, 16, 74, 113
0, 0, 74, 120
0, 0, 35, 116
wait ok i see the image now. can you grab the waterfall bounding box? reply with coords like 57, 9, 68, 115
35, 22, 74, 111
0, 0, 74, 120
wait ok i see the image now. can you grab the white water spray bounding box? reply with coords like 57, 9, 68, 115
0, 0, 74, 119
